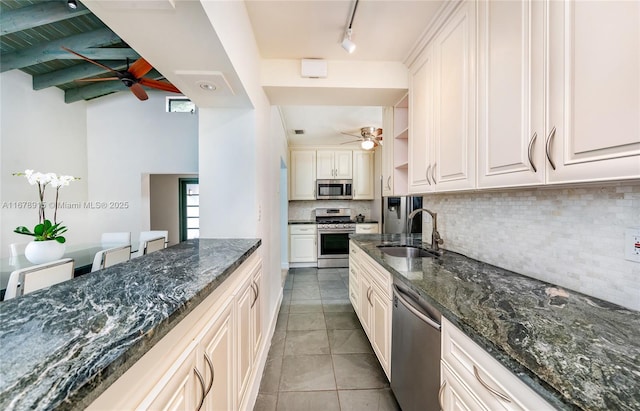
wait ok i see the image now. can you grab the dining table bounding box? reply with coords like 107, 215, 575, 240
0, 242, 139, 300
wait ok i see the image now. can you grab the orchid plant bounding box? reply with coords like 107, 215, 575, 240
12, 170, 80, 243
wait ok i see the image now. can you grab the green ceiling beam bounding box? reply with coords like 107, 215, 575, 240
64, 69, 164, 103
0, 1, 90, 35
0, 28, 123, 73
33, 61, 129, 90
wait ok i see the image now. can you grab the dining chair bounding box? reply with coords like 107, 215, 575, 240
4, 258, 74, 300
91, 245, 132, 272
143, 237, 166, 256
101, 232, 131, 248
137, 230, 168, 257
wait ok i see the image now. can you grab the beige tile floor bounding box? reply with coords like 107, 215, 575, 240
254, 268, 400, 411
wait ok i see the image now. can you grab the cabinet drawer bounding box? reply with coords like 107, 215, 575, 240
289, 224, 317, 235
355, 223, 379, 234
441, 362, 489, 411
359, 256, 392, 299
441, 318, 554, 411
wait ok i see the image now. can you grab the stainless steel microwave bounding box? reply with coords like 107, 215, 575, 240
316, 179, 353, 200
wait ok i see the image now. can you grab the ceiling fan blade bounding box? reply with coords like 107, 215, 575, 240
138, 78, 181, 93
340, 131, 361, 138
75, 77, 120, 82
340, 140, 361, 145
128, 58, 153, 79
61, 47, 119, 74
129, 82, 149, 101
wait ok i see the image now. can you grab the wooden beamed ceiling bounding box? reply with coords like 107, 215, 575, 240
0, 0, 171, 102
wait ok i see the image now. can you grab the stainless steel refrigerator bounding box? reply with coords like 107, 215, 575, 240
383, 196, 423, 234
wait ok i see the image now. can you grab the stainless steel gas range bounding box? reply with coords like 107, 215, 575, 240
315, 208, 355, 268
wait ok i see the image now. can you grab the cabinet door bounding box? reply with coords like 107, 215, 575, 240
334, 150, 353, 179
251, 264, 262, 360
316, 150, 335, 179
236, 277, 253, 403
289, 233, 317, 263
137, 341, 200, 411
290, 150, 316, 200
408, 46, 435, 194
348, 262, 360, 314
477, 0, 545, 188
353, 151, 374, 199
547, 0, 640, 183
433, 1, 476, 191
357, 274, 373, 336
382, 107, 395, 196
370, 285, 391, 380
441, 363, 489, 411
200, 300, 235, 411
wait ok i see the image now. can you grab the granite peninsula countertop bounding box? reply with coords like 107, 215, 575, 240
350, 234, 640, 411
0, 238, 261, 411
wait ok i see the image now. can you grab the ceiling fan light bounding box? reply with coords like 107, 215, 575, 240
67, 0, 78, 9
361, 139, 375, 150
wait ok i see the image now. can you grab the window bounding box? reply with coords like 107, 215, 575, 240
166, 97, 196, 113
179, 178, 199, 241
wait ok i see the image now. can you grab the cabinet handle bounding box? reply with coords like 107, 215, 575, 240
194, 367, 207, 411
473, 365, 512, 403
386, 176, 391, 190
203, 352, 215, 399
545, 126, 556, 170
426, 164, 432, 185
254, 280, 260, 304
527, 132, 538, 172
432, 163, 437, 185
250, 282, 258, 308
438, 380, 447, 411
367, 287, 373, 306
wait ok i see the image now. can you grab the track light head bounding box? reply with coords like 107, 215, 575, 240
341, 29, 356, 54
67, 0, 78, 9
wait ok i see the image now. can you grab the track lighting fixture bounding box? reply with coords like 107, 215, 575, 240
67, 0, 78, 9
340, 0, 359, 54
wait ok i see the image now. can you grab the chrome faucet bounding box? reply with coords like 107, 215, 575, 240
407, 208, 444, 254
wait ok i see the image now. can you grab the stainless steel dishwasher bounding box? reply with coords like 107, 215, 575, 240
391, 280, 442, 411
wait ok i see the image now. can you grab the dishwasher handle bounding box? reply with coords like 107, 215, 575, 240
393, 285, 441, 331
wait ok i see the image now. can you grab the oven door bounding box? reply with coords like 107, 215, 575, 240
317, 229, 353, 260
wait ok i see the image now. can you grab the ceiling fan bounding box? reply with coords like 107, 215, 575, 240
61, 46, 181, 101
341, 126, 383, 150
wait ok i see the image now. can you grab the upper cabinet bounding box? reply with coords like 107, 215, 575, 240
317, 150, 353, 179
478, 0, 639, 188
546, 0, 640, 183
409, 1, 476, 194
353, 150, 375, 200
477, 0, 545, 188
289, 149, 316, 200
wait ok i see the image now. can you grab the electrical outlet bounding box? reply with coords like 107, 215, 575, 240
625, 227, 640, 263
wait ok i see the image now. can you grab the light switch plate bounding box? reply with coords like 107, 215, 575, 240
624, 227, 640, 263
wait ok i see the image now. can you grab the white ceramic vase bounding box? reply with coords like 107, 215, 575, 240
24, 240, 66, 265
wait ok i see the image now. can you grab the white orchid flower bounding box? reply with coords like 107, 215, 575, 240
28, 172, 44, 185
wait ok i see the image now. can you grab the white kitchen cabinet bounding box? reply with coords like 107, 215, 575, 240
393, 94, 410, 196
317, 150, 353, 179
381, 106, 395, 196
353, 150, 375, 199
477, 0, 545, 188
546, 0, 640, 183
441, 317, 554, 411
289, 150, 316, 200
409, 0, 475, 194
355, 223, 379, 234
88, 253, 265, 411
440, 362, 489, 411
350, 241, 392, 380
289, 225, 317, 263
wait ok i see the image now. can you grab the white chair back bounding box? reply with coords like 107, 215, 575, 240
143, 237, 166, 255
4, 258, 74, 300
101, 232, 131, 248
91, 245, 132, 272
9, 243, 27, 257
137, 230, 168, 257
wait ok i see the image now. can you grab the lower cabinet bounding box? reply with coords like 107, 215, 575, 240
355, 223, 379, 234
87, 252, 263, 411
289, 225, 317, 263
349, 241, 392, 380
440, 317, 554, 411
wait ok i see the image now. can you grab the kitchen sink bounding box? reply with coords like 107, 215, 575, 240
377, 245, 438, 258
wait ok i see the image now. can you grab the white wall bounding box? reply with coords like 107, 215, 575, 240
0, 71, 89, 257
86, 92, 198, 245
421, 182, 640, 310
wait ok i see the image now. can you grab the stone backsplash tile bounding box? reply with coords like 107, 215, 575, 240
422, 182, 640, 310
289, 200, 374, 221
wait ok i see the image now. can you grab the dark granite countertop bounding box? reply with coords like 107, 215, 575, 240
350, 234, 640, 411
0, 238, 261, 411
